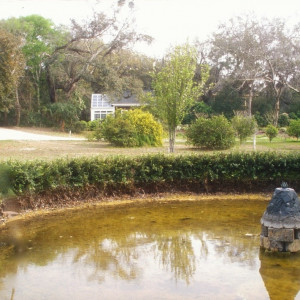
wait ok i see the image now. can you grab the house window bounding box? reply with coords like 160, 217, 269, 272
94, 110, 113, 120
91, 94, 111, 108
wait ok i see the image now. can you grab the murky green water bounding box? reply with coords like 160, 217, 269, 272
0, 199, 300, 300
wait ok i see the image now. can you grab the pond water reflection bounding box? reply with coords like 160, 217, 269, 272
0, 199, 300, 299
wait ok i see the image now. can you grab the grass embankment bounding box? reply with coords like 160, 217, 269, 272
0, 127, 299, 161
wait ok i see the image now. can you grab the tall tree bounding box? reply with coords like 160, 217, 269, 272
208, 16, 300, 124
1, 15, 58, 111
46, 1, 152, 103
152, 44, 209, 153
208, 16, 267, 116
0, 28, 24, 125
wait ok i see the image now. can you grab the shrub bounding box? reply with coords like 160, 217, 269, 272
186, 115, 235, 150
100, 109, 163, 147
100, 113, 137, 147
287, 119, 300, 140
71, 120, 88, 133
87, 120, 101, 131
126, 109, 163, 147
5, 152, 300, 196
254, 112, 268, 128
278, 113, 290, 127
265, 124, 278, 142
232, 115, 257, 143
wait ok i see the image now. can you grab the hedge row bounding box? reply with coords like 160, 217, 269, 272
2, 152, 300, 196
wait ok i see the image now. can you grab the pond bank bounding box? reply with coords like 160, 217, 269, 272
0, 192, 270, 225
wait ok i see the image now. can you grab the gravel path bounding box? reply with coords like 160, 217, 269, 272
0, 128, 85, 141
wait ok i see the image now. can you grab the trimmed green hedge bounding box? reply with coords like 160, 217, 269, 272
2, 152, 300, 196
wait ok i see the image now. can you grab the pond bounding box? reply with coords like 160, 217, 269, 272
0, 199, 300, 300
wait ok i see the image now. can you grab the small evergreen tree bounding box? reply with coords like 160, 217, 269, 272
232, 115, 257, 144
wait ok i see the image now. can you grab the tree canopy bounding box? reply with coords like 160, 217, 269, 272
152, 44, 209, 152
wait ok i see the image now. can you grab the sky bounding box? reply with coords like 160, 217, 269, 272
0, 0, 300, 57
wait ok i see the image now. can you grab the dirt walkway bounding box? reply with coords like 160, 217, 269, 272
0, 127, 85, 141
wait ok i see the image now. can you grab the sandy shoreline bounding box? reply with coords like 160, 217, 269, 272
1, 192, 270, 225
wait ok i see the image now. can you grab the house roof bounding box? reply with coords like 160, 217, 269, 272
111, 94, 140, 106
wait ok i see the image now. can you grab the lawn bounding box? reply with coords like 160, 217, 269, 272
0, 127, 299, 161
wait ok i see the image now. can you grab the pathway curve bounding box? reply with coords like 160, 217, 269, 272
0, 128, 85, 141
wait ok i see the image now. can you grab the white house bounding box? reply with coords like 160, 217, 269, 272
90, 93, 140, 121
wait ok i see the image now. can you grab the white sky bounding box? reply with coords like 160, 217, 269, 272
0, 0, 300, 57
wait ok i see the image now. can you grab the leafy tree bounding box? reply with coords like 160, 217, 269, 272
208, 16, 300, 125
287, 119, 300, 140
152, 44, 209, 152
0, 28, 24, 125
231, 114, 257, 144
208, 15, 266, 116
1, 15, 58, 111
46, 101, 83, 131
265, 124, 278, 142
46, 2, 152, 104
186, 115, 235, 150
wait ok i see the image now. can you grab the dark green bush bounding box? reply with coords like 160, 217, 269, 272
287, 119, 300, 140
278, 113, 290, 127
186, 115, 235, 150
254, 112, 268, 128
4, 152, 300, 196
71, 120, 88, 133
87, 120, 101, 131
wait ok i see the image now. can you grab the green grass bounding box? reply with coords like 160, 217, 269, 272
0, 128, 299, 162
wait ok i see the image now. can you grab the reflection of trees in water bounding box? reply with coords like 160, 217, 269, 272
72, 234, 143, 283
153, 232, 196, 284
259, 251, 300, 300
0, 200, 264, 288
211, 233, 259, 268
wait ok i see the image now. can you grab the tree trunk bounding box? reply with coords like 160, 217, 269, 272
274, 95, 280, 127
15, 87, 21, 126
46, 65, 57, 103
169, 127, 176, 153
248, 84, 253, 117
3, 111, 7, 126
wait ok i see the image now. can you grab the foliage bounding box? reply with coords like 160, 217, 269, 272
99, 109, 163, 147
152, 44, 209, 152
265, 125, 278, 142
231, 114, 257, 143
46, 102, 80, 131
208, 15, 300, 125
210, 83, 244, 119
254, 112, 268, 128
126, 109, 163, 146
182, 101, 213, 124
0, 28, 24, 120
72, 120, 88, 133
186, 115, 235, 150
287, 119, 300, 140
278, 113, 290, 127
4, 152, 300, 196
87, 120, 101, 131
